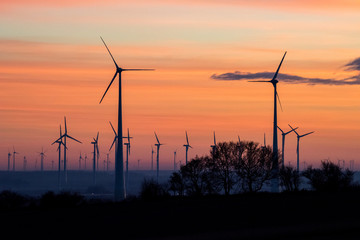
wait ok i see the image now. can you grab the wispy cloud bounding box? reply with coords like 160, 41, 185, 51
211, 58, 360, 86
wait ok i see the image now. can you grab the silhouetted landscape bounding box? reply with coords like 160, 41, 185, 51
1, 160, 360, 239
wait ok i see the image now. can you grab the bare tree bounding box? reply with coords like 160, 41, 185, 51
235, 141, 273, 193
279, 166, 301, 191
207, 142, 238, 195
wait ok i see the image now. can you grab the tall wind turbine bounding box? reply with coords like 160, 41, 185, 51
277, 125, 298, 167
289, 124, 314, 172
123, 128, 132, 197
79, 152, 83, 170
7, 150, 11, 172
99, 37, 154, 201
249, 51, 287, 192
210, 131, 217, 156
37, 147, 46, 172
183, 131, 192, 165
91, 132, 99, 185
12, 147, 18, 172
154, 132, 163, 183
54, 117, 82, 184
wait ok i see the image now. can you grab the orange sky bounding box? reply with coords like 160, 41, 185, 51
0, 1, 360, 171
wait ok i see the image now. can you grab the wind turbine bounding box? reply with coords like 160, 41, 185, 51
53, 117, 82, 184
173, 150, 177, 171
52, 125, 66, 190
23, 156, 27, 171
183, 131, 192, 165
37, 147, 46, 172
261, 133, 266, 150
288, 124, 314, 172
154, 132, 164, 183
79, 152, 83, 170
123, 128, 132, 197
151, 146, 155, 171
7, 150, 11, 172
99, 36, 154, 201
277, 125, 298, 167
84, 154, 88, 170
210, 131, 217, 156
91, 132, 99, 185
13, 147, 18, 172
249, 51, 287, 192
236, 136, 242, 161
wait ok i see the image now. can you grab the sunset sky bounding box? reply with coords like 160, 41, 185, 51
1, 0, 360, 171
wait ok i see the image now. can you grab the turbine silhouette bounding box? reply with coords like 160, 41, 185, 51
210, 131, 217, 156
99, 36, 154, 201
183, 131, 192, 165
154, 132, 164, 183
277, 125, 298, 167
53, 117, 82, 184
91, 132, 99, 185
289, 124, 314, 172
123, 128, 132, 197
12, 146, 19, 172
249, 51, 287, 192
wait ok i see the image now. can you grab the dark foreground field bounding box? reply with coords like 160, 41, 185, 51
1, 191, 360, 240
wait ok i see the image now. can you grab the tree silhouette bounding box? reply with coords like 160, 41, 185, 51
279, 166, 301, 191
234, 141, 273, 193
303, 161, 354, 192
207, 142, 238, 195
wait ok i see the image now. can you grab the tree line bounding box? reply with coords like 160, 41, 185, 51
141, 141, 357, 199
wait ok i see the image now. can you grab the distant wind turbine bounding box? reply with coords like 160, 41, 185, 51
13, 146, 19, 172
249, 51, 287, 192
277, 125, 298, 167
173, 150, 177, 171
79, 152, 83, 170
288, 124, 314, 172
53, 117, 82, 184
99, 36, 154, 201
37, 147, 47, 172
236, 136, 242, 161
23, 156, 27, 171
7, 150, 11, 172
91, 132, 99, 185
154, 132, 164, 183
151, 146, 155, 171
183, 131, 192, 165
210, 131, 217, 156
52, 125, 66, 190
123, 128, 132, 197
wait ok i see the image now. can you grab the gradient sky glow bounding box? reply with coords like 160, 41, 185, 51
1, 0, 360, 170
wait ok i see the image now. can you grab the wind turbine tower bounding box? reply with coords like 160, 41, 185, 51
210, 131, 217, 156
13, 147, 18, 172
173, 150, 177, 171
99, 37, 154, 201
54, 117, 82, 184
154, 132, 163, 183
183, 131, 192, 165
38, 147, 46, 172
123, 128, 132, 197
52, 125, 65, 190
249, 51, 287, 192
91, 132, 99, 185
277, 125, 298, 167
7, 150, 11, 172
289, 124, 314, 172
151, 146, 155, 171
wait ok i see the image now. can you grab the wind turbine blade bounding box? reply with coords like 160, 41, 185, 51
213, 131, 216, 145
100, 36, 119, 69
64, 116, 67, 134
154, 132, 160, 144
60, 125, 62, 137
66, 135, 82, 144
96, 132, 99, 141
277, 126, 284, 133
288, 124, 299, 136
300, 131, 314, 138
109, 121, 117, 136
276, 92, 283, 112
109, 138, 116, 151
100, 71, 118, 104
122, 69, 155, 71
248, 80, 271, 83
52, 136, 63, 145
238, 135, 241, 143
186, 131, 189, 145
272, 51, 287, 81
